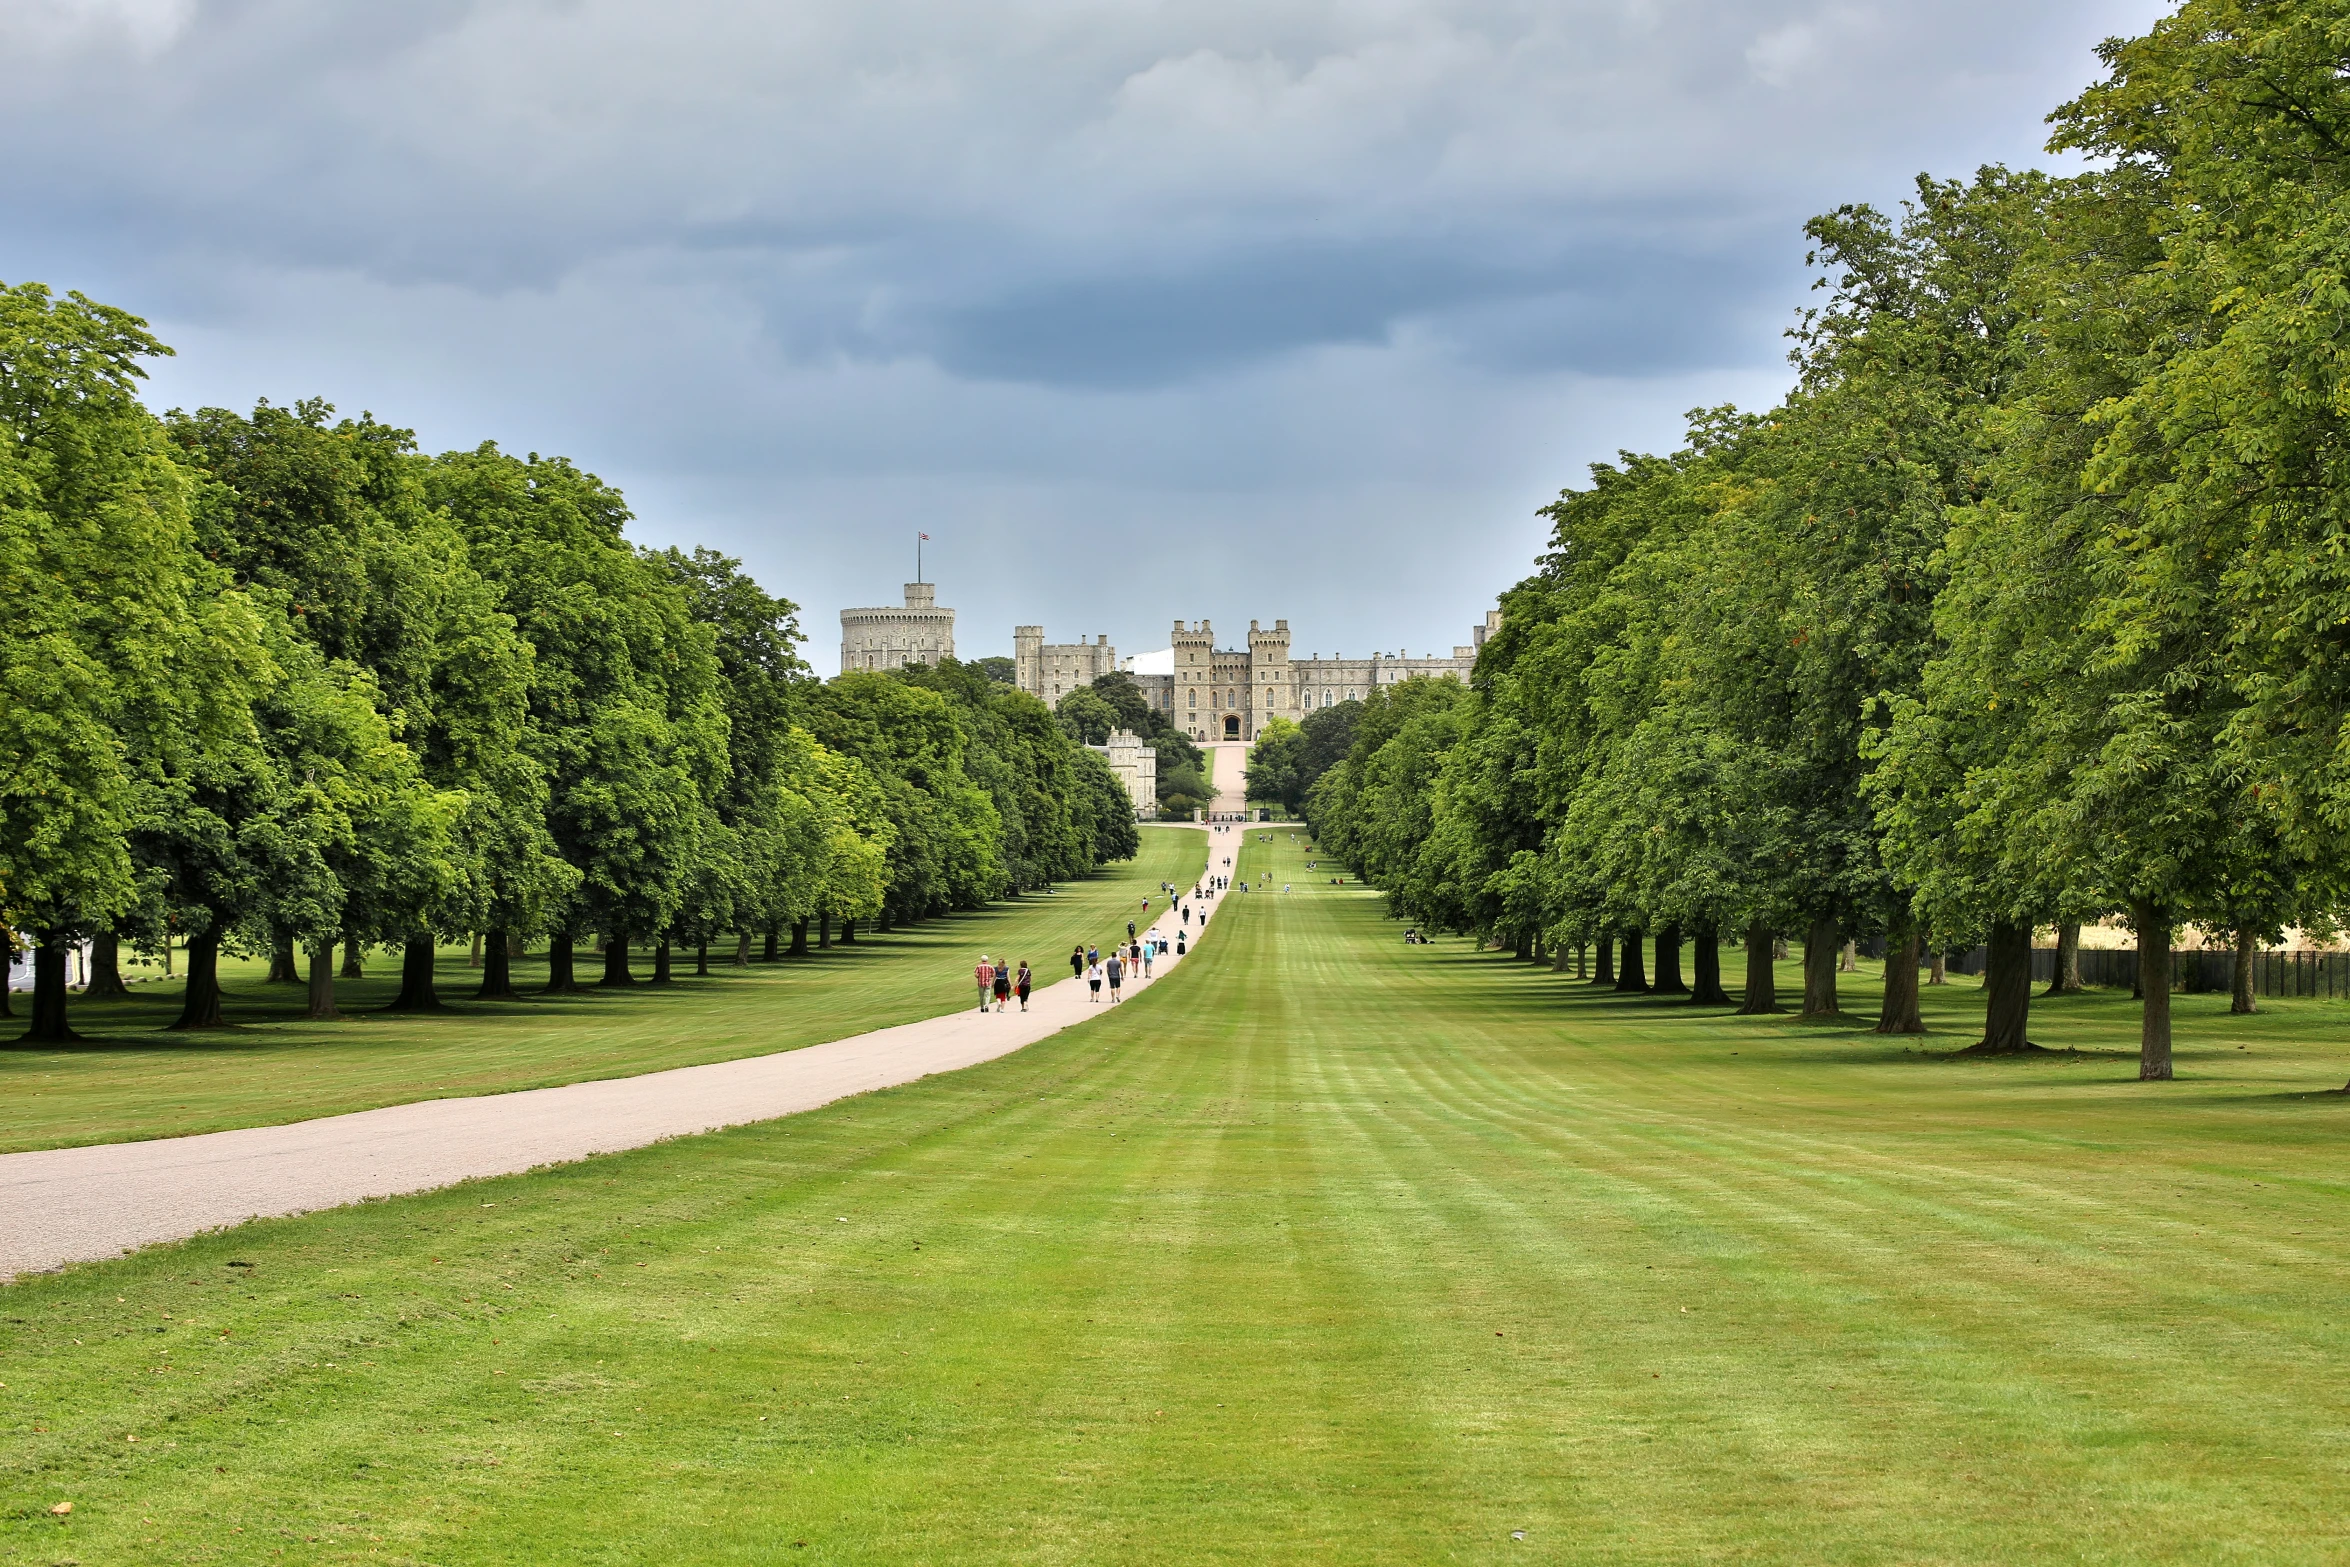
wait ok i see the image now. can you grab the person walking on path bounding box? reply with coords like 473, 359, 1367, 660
1087, 943, 1100, 969
1142, 941, 1155, 978
974, 955, 995, 1013
1106, 952, 1124, 1003
992, 962, 1011, 1012
1069, 945, 1085, 982
1015, 961, 1032, 1011
1087, 959, 1104, 1002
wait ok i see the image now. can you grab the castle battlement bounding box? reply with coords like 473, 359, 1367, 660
1019, 607, 1500, 743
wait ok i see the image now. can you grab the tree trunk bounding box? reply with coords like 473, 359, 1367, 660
1967, 920, 2034, 1051
84, 930, 131, 1001
763, 926, 780, 963
341, 938, 365, 980
478, 927, 518, 1000
2046, 922, 2083, 996
1594, 935, 1615, 986
267, 929, 301, 985
1737, 922, 1783, 1014
1651, 925, 1687, 994
1799, 916, 1839, 1019
468, 931, 483, 969
0, 920, 15, 1018
545, 928, 578, 993
878, 908, 895, 933
305, 940, 343, 1021
2231, 928, 2257, 1015
1927, 945, 1946, 985
1690, 928, 1731, 1006
651, 939, 673, 985
1839, 939, 1859, 973
733, 931, 753, 966
819, 913, 832, 949
695, 941, 711, 978
1874, 919, 1924, 1034
386, 934, 442, 1011
1550, 942, 1570, 973
1532, 933, 1547, 966
1614, 930, 1648, 992
789, 921, 809, 958
172, 930, 227, 1029
601, 932, 634, 987
25, 939, 78, 1042
841, 919, 858, 945
2135, 903, 2173, 1080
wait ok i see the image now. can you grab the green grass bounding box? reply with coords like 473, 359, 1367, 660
6, 829, 2350, 1563
0, 828, 1205, 1154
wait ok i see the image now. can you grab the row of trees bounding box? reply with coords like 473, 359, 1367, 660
1311, 0, 2350, 1081
0, 286, 1139, 1041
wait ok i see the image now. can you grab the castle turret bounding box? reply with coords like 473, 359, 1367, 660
1014, 625, 1044, 698
1173, 620, 1215, 740
1247, 617, 1293, 735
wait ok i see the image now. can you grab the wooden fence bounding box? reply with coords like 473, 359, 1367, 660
1938, 944, 2350, 998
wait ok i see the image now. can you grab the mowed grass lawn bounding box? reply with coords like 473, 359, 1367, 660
6, 828, 2350, 1563
0, 828, 1206, 1154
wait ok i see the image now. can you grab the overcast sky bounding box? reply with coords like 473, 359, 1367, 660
3, 0, 2170, 671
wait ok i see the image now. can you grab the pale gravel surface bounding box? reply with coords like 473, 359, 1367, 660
0, 825, 1244, 1280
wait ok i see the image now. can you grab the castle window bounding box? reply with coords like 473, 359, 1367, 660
1188, 689, 1196, 709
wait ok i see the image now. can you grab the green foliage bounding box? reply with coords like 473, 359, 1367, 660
0, 283, 242, 947
1243, 718, 1305, 813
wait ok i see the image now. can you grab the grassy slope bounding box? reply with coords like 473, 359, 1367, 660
4, 829, 2348, 1564
0, 828, 1206, 1154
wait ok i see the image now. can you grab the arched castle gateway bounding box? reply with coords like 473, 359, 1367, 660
1013, 610, 1504, 743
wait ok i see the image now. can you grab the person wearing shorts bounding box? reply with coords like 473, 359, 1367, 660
1106, 953, 1124, 1003
1015, 961, 1032, 1011
1088, 960, 1104, 1002
1142, 942, 1155, 978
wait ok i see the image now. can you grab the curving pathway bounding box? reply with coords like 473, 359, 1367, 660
0, 826, 1232, 1280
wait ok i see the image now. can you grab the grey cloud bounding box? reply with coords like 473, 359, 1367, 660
0, 0, 2177, 669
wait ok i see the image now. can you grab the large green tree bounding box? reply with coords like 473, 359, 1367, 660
427, 445, 726, 989
0, 284, 256, 1039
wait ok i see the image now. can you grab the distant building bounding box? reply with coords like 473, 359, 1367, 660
1035, 609, 1502, 743
841, 582, 955, 673
1013, 626, 1119, 702
1089, 728, 1158, 818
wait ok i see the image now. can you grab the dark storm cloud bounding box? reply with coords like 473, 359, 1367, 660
0, 0, 2174, 666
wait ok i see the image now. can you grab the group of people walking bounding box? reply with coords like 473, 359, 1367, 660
974, 896, 1205, 1013
972, 955, 1033, 1012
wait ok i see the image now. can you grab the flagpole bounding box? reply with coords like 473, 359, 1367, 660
917, 532, 923, 585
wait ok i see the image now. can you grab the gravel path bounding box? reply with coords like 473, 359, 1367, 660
0, 828, 1231, 1280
